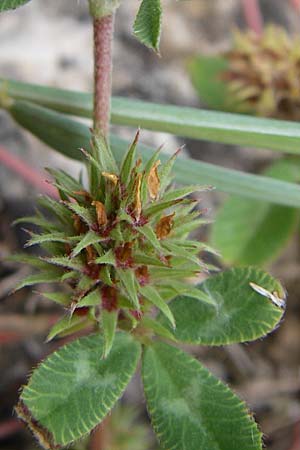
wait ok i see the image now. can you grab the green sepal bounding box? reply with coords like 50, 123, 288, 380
120, 129, 139, 186
139, 316, 176, 341
46, 168, 84, 202
70, 231, 103, 258
42, 256, 84, 273
101, 309, 118, 358
140, 285, 175, 329
13, 215, 59, 232
95, 249, 115, 265
46, 313, 92, 342
38, 196, 73, 227
117, 269, 140, 310
137, 224, 162, 251
64, 202, 96, 228
24, 232, 73, 248
93, 134, 118, 174
40, 291, 71, 306
77, 288, 101, 307
15, 270, 63, 291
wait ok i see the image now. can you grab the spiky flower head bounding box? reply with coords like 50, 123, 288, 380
223, 26, 300, 120
14, 131, 211, 356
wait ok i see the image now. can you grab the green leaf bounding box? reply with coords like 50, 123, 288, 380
188, 55, 252, 113
212, 158, 300, 266
133, 0, 162, 52
6, 99, 300, 207
7, 79, 300, 155
18, 332, 141, 447
140, 285, 175, 328
142, 341, 262, 450
101, 310, 118, 358
159, 267, 285, 345
0, 0, 31, 12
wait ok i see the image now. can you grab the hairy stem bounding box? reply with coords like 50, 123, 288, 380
93, 14, 114, 138
242, 0, 263, 35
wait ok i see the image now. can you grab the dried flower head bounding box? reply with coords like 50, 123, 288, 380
14, 132, 211, 355
223, 26, 300, 120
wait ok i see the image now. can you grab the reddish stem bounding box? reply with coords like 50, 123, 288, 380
242, 0, 263, 35
90, 417, 111, 450
291, 0, 300, 11
289, 422, 300, 450
93, 15, 114, 137
0, 419, 23, 439
0, 145, 58, 198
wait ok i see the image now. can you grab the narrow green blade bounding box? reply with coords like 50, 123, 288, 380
6, 100, 300, 207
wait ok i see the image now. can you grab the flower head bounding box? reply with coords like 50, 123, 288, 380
223, 26, 300, 120
15, 132, 211, 355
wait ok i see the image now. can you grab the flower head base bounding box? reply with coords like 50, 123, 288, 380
223, 26, 300, 120
15, 131, 211, 355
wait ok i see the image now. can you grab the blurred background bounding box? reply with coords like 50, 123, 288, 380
1, 1, 300, 449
